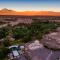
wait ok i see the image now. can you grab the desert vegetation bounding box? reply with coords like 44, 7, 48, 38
0, 21, 59, 60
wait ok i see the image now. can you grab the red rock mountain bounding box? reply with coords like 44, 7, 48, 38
0, 8, 60, 16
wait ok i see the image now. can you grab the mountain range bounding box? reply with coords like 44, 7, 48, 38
0, 8, 60, 16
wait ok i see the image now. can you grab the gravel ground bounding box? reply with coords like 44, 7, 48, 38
25, 41, 60, 60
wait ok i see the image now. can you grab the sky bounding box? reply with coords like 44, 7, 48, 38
0, 0, 60, 12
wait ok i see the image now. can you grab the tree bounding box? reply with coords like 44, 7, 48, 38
0, 27, 8, 39
0, 47, 9, 60
3, 38, 11, 47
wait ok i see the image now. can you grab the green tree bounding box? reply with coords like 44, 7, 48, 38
0, 27, 8, 39
3, 39, 11, 47
0, 47, 9, 60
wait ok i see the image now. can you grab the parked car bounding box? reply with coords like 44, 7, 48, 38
9, 45, 20, 59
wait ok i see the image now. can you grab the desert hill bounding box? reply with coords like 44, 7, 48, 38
0, 8, 60, 16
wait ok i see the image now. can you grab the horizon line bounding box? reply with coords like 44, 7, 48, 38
0, 8, 60, 12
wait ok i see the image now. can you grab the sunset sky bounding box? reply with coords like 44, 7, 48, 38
0, 0, 60, 12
